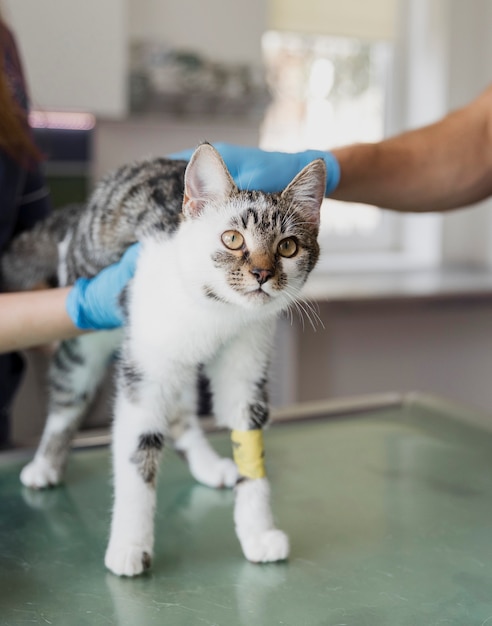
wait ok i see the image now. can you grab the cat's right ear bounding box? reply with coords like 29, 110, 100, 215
183, 143, 236, 218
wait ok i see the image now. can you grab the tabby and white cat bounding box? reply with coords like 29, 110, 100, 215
2, 143, 326, 576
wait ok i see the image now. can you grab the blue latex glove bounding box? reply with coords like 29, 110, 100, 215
66, 243, 141, 330
169, 143, 340, 195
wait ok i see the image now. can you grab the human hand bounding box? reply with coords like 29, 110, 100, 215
169, 143, 340, 195
65, 243, 141, 330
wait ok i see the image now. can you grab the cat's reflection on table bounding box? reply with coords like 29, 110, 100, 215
105, 483, 286, 625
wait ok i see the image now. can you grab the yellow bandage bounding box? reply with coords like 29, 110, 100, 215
231, 429, 266, 480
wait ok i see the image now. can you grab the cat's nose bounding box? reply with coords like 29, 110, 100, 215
251, 268, 273, 285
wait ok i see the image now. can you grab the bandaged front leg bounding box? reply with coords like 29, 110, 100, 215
231, 429, 289, 563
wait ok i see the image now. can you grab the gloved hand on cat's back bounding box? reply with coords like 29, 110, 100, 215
169, 143, 340, 196
66, 243, 141, 330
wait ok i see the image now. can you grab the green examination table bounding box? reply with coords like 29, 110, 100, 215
2, 393, 492, 625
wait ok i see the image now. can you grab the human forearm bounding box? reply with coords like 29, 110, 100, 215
170, 86, 492, 213
0, 288, 82, 353
331, 86, 492, 212
0, 243, 141, 353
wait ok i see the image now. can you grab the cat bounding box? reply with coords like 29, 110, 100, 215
2, 143, 326, 576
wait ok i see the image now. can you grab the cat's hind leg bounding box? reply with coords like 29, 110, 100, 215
206, 321, 289, 564
20, 331, 120, 489
171, 375, 238, 488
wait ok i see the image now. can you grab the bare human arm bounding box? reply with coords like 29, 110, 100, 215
171, 86, 492, 214
331, 85, 492, 212
0, 243, 140, 354
0, 287, 82, 353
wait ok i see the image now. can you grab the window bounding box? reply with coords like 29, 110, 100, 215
260, 30, 399, 263
263, 1, 492, 272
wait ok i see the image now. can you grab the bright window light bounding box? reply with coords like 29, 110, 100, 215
261, 31, 394, 249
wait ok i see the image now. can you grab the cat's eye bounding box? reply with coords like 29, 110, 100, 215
221, 230, 244, 250
277, 237, 298, 258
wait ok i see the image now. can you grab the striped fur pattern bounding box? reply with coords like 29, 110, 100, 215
2, 157, 187, 290
4, 143, 326, 576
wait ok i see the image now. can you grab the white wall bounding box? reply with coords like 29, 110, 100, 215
127, 0, 267, 65
2, 0, 267, 117
2, 0, 266, 118
92, 117, 261, 181
3, 0, 128, 117
279, 300, 492, 415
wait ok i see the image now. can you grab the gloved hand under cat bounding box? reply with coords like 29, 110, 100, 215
65, 243, 141, 330
169, 142, 340, 196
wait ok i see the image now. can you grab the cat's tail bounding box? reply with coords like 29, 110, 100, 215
1, 203, 84, 291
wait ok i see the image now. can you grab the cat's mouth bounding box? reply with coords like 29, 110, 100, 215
245, 286, 271, 302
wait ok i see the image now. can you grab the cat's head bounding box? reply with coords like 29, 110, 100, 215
179, 143, 326, 313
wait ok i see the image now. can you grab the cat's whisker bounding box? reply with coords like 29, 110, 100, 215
281, 305, 295, 326
277, 286, 302, 325
288, 298, 306, 331
280, 212, 317, 234
245, 172, 256, 193
295, 303, 306, 331
283, 285, 324, 332
300, 299, 324, 330
294, 299, 318, 332
294, 292, 324, 330
287, 219, 318, 229
281, 289, 308, 331
281, 208, 300, 231
233, 165, 251, 192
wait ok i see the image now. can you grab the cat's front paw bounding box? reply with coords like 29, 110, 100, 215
105, 541, 153, 577
239, 529, 290, 563
20, 458, 63, 489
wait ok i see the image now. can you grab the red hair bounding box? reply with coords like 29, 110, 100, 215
0, 19, 42, 164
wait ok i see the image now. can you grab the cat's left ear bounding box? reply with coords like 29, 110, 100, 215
281, 159, 327, 230
183, 142, 237, 218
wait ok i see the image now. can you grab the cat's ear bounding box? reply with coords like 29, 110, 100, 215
281, 159, 326, 230
183, 143, 236, 218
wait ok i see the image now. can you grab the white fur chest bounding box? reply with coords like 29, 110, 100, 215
126, 238, 259, 374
